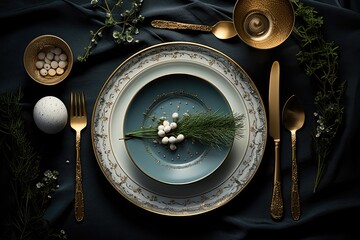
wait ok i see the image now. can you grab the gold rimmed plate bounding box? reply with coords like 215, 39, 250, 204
91, 42, 267, 216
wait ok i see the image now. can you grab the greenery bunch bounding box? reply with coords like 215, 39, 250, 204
77, 0, 145, 62
123, 111, 245, 149
0, 90, 66, 240
291, 0, 346, 192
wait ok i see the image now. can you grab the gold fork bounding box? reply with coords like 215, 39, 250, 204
70, 91, 87, 222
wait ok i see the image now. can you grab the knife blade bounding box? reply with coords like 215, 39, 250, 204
268, 60, 283, 220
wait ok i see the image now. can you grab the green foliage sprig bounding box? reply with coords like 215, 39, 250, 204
123, 111, 245, 149
77, 0, 145, 62
0, 90, 66, 240
291, 0, 346, 192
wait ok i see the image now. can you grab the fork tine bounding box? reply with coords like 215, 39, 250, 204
74, 92, 79, 117
70, 92, 86, 117
81, 92, 86, 117
76, 92, 79, 116
70, 92, 74, 117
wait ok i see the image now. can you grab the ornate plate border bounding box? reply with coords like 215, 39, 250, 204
91, 42, 267, 216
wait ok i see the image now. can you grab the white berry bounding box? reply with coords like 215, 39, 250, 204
170, 122, 177, 129
176, 134, 185, 142
158, 129, 165, 137
168, 136, 177, 144
161, 136, 169, 144
172, 112, 179, 120
164, 125, 171, 133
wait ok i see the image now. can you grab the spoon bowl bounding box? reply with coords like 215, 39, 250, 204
283, 95, 305, 132
282, 94, 305, 221
210, 21, 238, 39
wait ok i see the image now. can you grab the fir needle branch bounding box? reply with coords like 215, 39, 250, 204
123, 111, 245, 149
120, 128, 158, 139
173, 112, 245, 148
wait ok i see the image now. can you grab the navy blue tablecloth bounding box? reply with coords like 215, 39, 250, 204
1, 0, 360, 239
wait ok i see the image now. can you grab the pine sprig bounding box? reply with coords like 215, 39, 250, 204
173, 112, 245, 148
291, 0, 346, 192
123, 111, 245, 149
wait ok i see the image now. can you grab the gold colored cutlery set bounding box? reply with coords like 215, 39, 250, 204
268, 61, 305, 221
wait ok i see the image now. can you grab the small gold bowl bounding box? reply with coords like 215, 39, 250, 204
23, 35, 73, 85
233, 0, 295, 49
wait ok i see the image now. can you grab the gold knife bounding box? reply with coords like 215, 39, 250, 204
268, 60, 284, 220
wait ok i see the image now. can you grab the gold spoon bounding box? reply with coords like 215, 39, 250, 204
282, 94, 305, 221
151, 20, 237, 40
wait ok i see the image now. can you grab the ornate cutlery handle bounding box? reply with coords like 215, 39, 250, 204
151, 20, 212, 32
75, 131, 84, 222
270, 140, 284, 220
291, 131, 300, 220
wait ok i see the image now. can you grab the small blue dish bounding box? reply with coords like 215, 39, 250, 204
124, 74, 232, 185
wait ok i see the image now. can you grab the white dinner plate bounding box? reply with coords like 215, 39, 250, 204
91, 42, 267, 216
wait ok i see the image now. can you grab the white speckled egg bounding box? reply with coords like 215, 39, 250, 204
33, 96, 68, 134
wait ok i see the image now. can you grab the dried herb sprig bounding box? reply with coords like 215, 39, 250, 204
77, 0, 144, 62
0, 89, 66, 240
291, 0, 346, 192
123, 111, 245, 149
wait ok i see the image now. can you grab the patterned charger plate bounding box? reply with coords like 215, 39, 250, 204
91, 42, 267, 216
